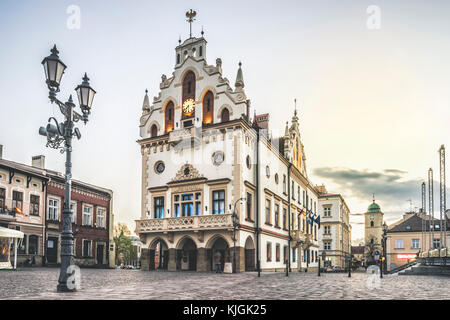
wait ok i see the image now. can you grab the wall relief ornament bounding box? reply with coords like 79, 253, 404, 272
172, 164, 204, 182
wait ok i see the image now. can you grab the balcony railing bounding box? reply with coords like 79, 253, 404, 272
136, 214, 233, 233
0, 209, 16, 220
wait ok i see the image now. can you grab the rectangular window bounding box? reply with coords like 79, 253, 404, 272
29, 195, 40, 216
283, 175, 287, 194
246, 192, 252, 220
283, 208, 287, 229
292, 248, 296, 262
276, 244, 280, 262
212, 190, 225, 215
12, 191, 23, 212
324, 207, 331, 217
266, 242, 272, 261
303, 191, 306, 207
70, 201, 76, 223
0, 188, 6, 211
433, 238, 441, 249
48, 198, 59, 221
195, 192, 201, 216
83, 205, 92, 226
291, 181, 295, 199
265, 199, 271, 224
297, 186, 300, 203
154, 197, 164, 219
83, 240, 92, 257
274, 204, 279, 227
324, 241, 331, 250
324, 226, 331, 235
97, 208, 105, 228
411, 239, 420, 249
395, 239, 404, 249
283, 245, 288, 264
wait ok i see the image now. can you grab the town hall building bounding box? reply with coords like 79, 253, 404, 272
135, 13, 320, 272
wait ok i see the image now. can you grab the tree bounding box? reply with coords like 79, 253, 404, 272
113, 223, 134, 265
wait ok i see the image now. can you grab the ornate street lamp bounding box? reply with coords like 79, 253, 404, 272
232, 198, 246, 273
41, 45, 67, 91
39, 45, 96, 292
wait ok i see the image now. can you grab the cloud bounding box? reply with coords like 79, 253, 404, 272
313, 167, 422, 203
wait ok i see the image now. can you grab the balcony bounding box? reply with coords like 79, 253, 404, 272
0, 209, 16, 221
136, 214, 233, 233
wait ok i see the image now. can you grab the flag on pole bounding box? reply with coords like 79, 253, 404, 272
314, 215, 321, 229
15, 207, 23, 214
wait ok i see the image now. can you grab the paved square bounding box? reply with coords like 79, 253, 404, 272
1, 268, 449, 300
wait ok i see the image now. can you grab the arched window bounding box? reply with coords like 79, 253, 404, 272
199, 46, 203, 57
151, 124, 158, 137
202, 91, 214, 125
370, 221, 374, 227
164, 101, 174, 134
221, 108, 230, 122
182, 71, 196, 102
177, 54, 180, 64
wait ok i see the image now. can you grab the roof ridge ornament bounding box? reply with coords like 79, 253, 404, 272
186, 9, 197, 38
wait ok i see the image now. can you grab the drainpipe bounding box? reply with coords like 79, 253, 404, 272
255, 126, 261, 277
287, 163, 292, 276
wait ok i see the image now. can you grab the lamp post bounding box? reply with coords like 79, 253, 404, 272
348, 254, 351, 277
40, 45, 96, 292
232, 197, 246, 273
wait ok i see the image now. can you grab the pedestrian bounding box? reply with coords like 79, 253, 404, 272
214, 251, 222, 273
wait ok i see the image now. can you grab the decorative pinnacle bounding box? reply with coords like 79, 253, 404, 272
178, 35, 181, 44
145, 89, 148, 94
201, 26, 204, 36
51, 44, 59, 56
68, 94, 73, 103
373, 194, 375, 203
186, 9, 197, 38
82, 73, 90, 84
294, 98, 297, 116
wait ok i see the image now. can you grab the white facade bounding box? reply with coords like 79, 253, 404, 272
318, 193, 351, 268
135, 28, 320, 272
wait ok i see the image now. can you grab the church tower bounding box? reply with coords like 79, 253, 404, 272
364, 197, 385, 263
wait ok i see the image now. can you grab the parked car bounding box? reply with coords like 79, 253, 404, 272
332, 266, 342, 272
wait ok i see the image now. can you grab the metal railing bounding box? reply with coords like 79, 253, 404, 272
136, 214, 233, 233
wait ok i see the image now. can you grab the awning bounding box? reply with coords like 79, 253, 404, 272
0, 226, 24, 239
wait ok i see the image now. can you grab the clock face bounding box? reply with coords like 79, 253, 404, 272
182, 99, 195, 114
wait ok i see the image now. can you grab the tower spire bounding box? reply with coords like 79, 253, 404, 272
186, 9, 197, 38
291, 98, 299, 125
142, 89, 150, 111
235, 61, 245, 90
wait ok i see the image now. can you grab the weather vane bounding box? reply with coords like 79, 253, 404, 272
186, 9, 197, 38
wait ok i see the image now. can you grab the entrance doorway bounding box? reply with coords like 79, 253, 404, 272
149, 238, 169, 270
97, 244, 104, 265
244, 236, 256, 271
177, 237, 197, 271
210, 237, 230, 271
46, 237, 58, 264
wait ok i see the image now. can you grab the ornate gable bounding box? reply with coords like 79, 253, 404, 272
172, 164, 204, 182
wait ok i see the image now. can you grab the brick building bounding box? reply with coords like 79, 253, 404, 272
45, 167, 115, 267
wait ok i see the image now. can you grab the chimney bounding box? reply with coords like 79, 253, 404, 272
32, 155, 45, 169
0, 144, 3, 159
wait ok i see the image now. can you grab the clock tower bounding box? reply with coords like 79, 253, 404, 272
364, 196, 385, 264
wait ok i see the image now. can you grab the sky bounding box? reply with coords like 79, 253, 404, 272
0, 0, 449, 240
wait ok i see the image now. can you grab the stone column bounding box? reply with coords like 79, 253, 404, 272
197, 248, 207, 272
168, 248, 177, 271
149, 249, 155, 270
140, 248, 150, 271
231, 246, 245, 273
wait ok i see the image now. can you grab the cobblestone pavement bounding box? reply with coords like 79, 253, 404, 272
1, 268, 449, 300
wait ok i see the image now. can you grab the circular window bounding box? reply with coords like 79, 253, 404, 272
275, 173, 279, 184
154, 161, 165, 174
212, 151, 225, 166
265, 166, 270, 178
246, 156, 251, 169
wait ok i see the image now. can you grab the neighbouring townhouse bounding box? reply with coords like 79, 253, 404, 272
0, 148, 48, 266
386, 210, 450, 271
0, 145, 115, 268
316, 185, 352, 269
135, 18, 321, 273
